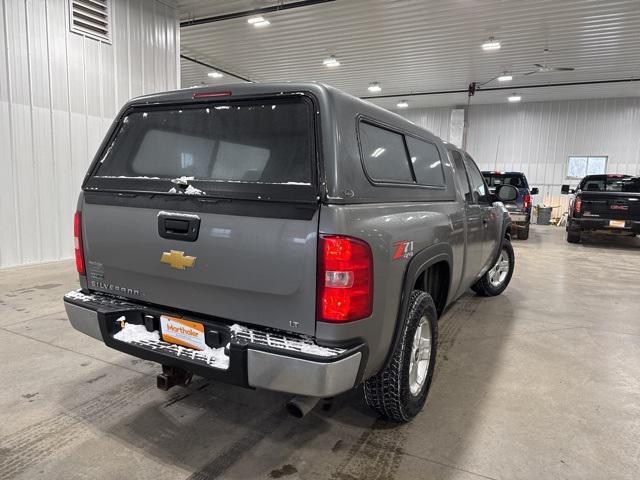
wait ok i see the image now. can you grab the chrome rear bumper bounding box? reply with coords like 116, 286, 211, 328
65, 302, 103, 340
64, 291, 363, 397
247, 350, 361, 397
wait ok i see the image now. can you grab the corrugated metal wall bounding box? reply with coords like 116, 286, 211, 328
401, 106, 452, 141
401, 97, 640, 218
0, 0, 179, 268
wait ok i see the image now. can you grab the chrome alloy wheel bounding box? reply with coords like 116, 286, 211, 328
409, 316, 432, 396
488, 248, 510, 287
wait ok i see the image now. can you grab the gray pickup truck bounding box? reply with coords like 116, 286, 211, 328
64, 83, 516, 422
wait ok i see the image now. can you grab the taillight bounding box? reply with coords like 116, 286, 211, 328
74, 212, 86, 275
317, 235, 373, 323
523, 193, 531, 210
574, 197, 582, 216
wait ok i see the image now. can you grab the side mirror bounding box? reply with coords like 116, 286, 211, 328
495, 184, 518, 202
530, 187, 539, 195
560, 185, 575, 195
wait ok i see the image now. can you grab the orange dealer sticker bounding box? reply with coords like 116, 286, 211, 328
160, 315, 206, 351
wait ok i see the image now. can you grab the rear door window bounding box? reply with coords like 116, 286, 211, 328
359, 122, 414, 183
405, 136, 445, 186
86, 97, 316, 201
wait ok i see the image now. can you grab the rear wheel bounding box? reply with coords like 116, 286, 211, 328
566, 231, 581, 243
518, 225, 530, 240
472, 239, 515, 296
364, 291, 438, 423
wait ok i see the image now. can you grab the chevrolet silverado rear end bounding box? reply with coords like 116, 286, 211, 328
64, 82, 515, 422
65, 84, 367, 399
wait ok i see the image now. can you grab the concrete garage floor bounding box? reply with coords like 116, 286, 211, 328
1, 226, 639, 480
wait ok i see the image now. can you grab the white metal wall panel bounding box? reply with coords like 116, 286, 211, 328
0, 0, 179, 268
401, 97, 640, 218
467, 98, 640, 217
401, 107, 452, 142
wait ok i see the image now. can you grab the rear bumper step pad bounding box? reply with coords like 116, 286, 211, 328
64, 290, 363, 397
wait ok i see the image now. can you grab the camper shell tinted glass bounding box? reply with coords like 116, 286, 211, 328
85, 96, 318, 203
357, 119, 446, 188
359, 122, 414, 183
405, 136, 445, 186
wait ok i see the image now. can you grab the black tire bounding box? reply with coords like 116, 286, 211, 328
567, 231, 581, 243
364, 291, 438, 423
518, 225, 530, 240
472, 239, 515, 297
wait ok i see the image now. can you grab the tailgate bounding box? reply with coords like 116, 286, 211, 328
581, 193, 640, 220
82, 201, 319, 335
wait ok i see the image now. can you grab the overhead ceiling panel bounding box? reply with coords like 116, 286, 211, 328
177, 0, 640, 105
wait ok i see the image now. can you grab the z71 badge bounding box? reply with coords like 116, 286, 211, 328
392, 241, 414, 260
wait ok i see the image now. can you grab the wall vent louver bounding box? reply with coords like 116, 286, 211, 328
70, 0, 111, 43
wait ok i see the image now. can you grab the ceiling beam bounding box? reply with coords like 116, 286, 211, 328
360, 78, 640, 100
180, 0, 336, 28
180, 54, 253, 83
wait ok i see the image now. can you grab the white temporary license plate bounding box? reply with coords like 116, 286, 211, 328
609, 220, 626, 228
160, 315, 206, 351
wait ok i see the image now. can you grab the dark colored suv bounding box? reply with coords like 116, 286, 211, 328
482, 171, 539, 240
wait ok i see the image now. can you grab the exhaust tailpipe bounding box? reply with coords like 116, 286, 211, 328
285, 396, 320, 418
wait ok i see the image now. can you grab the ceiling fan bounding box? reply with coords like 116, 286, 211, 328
524, 49, 575, 75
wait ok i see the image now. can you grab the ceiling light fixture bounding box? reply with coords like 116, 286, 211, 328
208, 71, 223, 78
397, 100, 409, 108
497, 72, 513, 82
482, 36, 501, 51
371, 147, 386, 158
323, 55, 340, 67
368, 81, 381, 93
508, 93, 521, 102
248, 16, 270, 27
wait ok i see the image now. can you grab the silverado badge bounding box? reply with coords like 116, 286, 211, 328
161, 250, 196, 270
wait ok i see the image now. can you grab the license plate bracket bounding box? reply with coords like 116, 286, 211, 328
160, 315, 207, 350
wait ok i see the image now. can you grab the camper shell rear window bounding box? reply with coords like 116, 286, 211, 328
85, 96, 318, 202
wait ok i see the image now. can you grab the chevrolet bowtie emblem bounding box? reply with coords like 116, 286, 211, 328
160, 250, 196, 270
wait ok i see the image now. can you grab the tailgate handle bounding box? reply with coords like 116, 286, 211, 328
165, 219, 189, 233
158, 213, 200, 242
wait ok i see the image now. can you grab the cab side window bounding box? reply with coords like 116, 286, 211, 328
449, 150, 471, 201
463, 155, 490, 204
